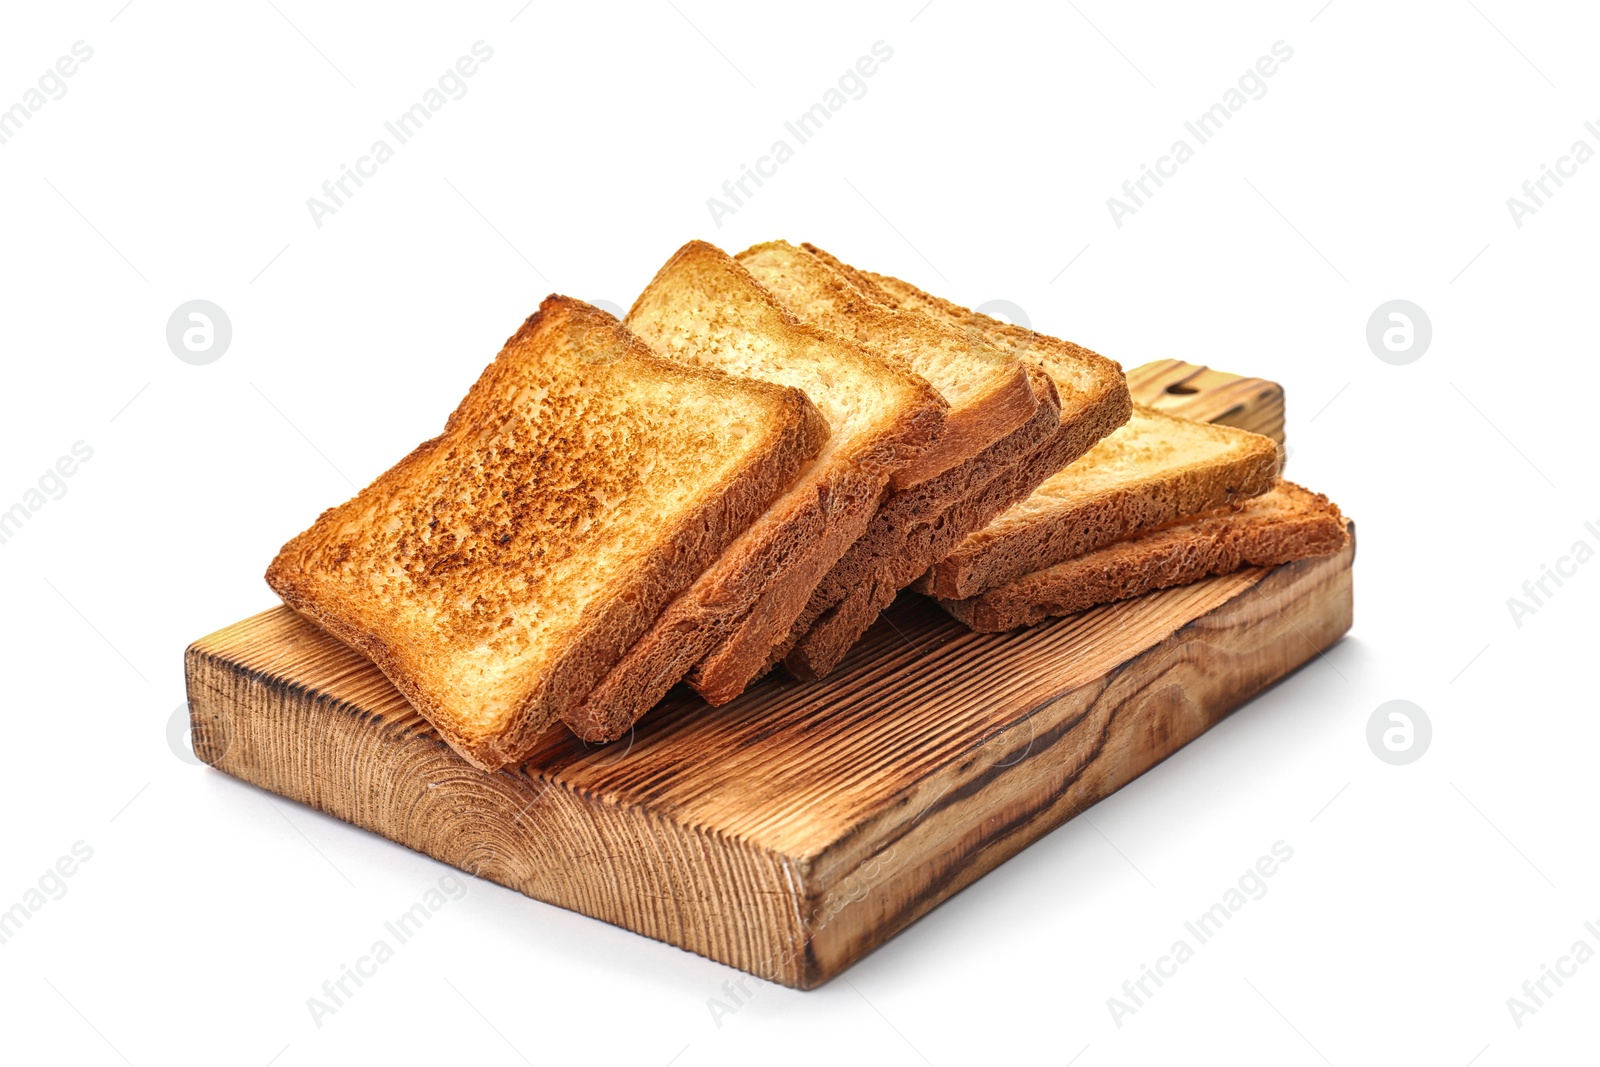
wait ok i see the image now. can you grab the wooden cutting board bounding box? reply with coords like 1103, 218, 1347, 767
184, 362, 1350, 989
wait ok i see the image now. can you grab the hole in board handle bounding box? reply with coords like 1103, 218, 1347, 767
1164, 382, 1200, 395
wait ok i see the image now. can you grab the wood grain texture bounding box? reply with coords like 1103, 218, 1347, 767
1125, 359, 1285, 444
186, 547, 1352, 989
184, 361, 1349, 989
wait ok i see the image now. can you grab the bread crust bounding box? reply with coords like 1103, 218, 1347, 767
748, 241, 1040, 488
561, 243, 945, 735
778, 261, 1134, 679
778, 578, 883, 682
565, 461, 887, 733
799, 367, 1060, 615
921, 406, 1281, 599
266, 296, 826, 768
937, 480, 1349, 631
895, 359, 1036, 487
785, 370, 1114, 679
684, 471, 888, 705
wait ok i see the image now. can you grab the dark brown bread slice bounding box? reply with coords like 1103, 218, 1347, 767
785, 365, 1062, 613
804, 366, 1061, 608
266, 296, 826, 769
683, 476, 892, 703
562, 242, 945, 737
920, 405, 1281, 599
783, 377, 1097, 678
736, 241, 1039, 488
937, 480, 1349, 632
770, 366, 1057, 672
782, 255, 1132, 679
761, 363, 1063, 678
727, 240, 1055, 635
797, 245, 1074, 524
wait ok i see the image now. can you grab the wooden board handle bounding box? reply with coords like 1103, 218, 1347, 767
1124, 360, 1285, 446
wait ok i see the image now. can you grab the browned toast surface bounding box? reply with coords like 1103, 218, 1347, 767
937, 480, 1349, 631
564, 243, 946, 734
738, 241, 1038, 487
921, 405, 1281, 598
266, 295, 826, 767
782, 255, 1133, 678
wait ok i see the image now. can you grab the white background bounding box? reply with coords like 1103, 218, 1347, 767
1, 1, 1595, 1064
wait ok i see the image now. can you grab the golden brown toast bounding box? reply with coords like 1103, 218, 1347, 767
563, 243, 945, 735
735, 241, 1038, 487
920, 405, 1281, 598
782, 256, 1132, 679
938, 480, 1350, 631
265, 296, 826, 768
774, 365, 1066, 679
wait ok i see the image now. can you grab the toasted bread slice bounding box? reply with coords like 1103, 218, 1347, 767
266, 296, 826, 769
783, 375, 1113, 678
798, 244, 1069, 516
920, 405, 1281, 599
774, 364, 1066, 677
736, 241, 1038, 487
782, 255, 1132, 679
853, 265, 1132, 462
562, 243, 945, 736
938, 480, 1349, 631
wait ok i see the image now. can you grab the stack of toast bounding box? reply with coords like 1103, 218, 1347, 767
265, 240, 1349, 771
